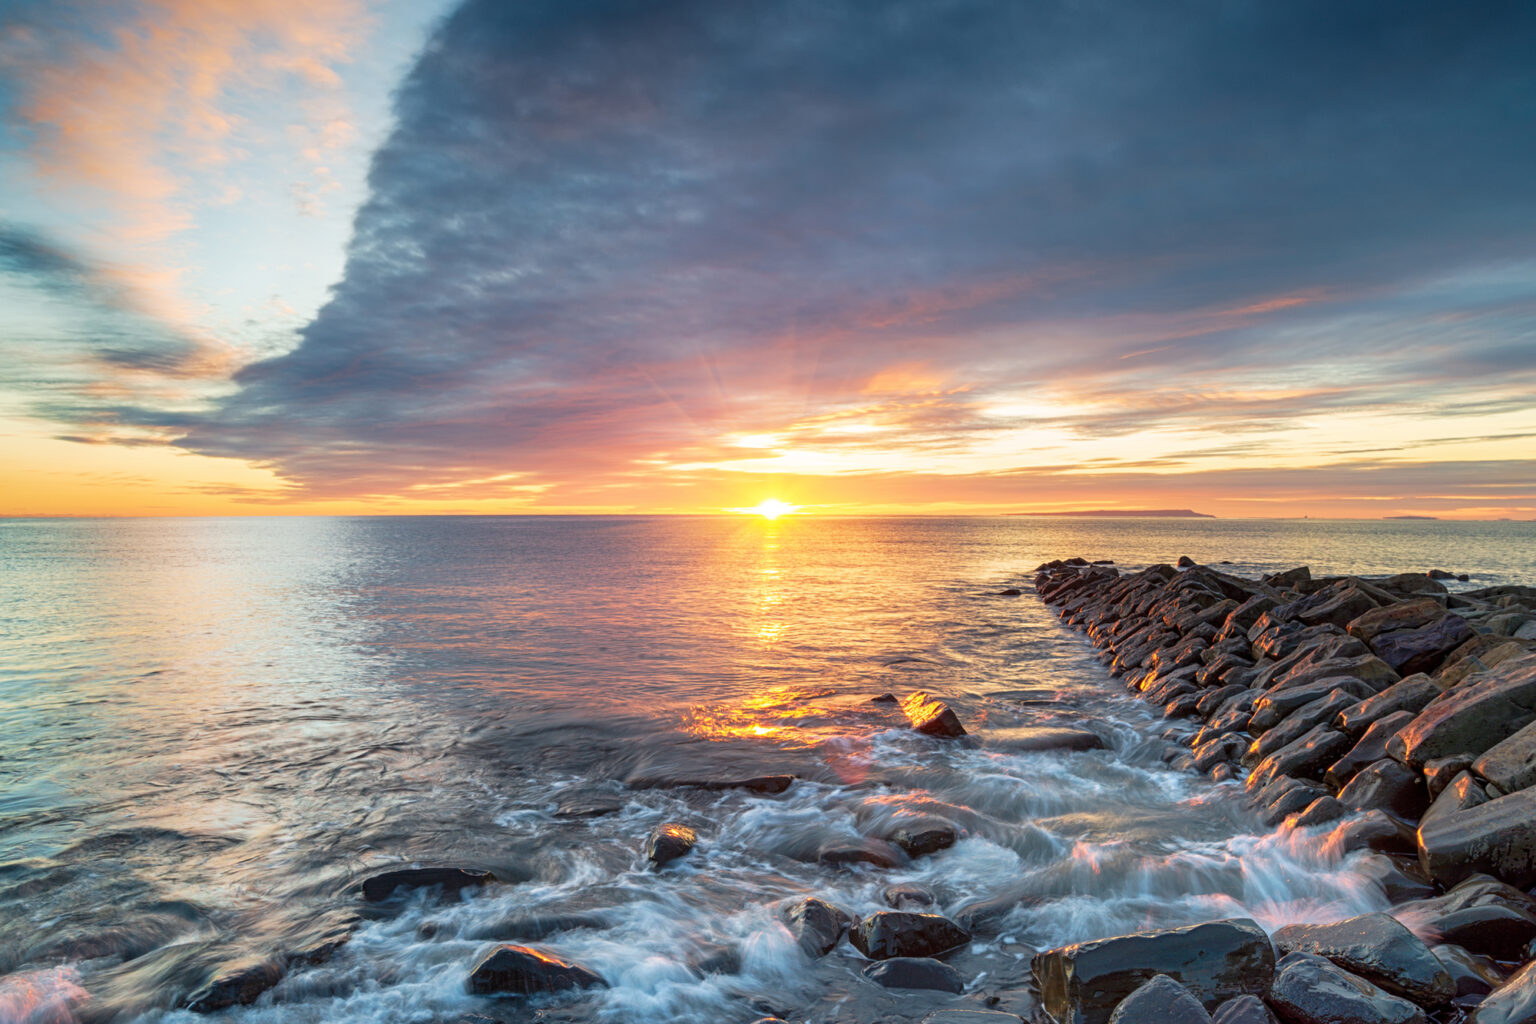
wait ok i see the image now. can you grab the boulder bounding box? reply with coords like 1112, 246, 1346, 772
1469, 960, 1536, 1024
1418, 771, 1490, 833
1249, 678, 1378, 733
1032, 918, 1274, 1024
1296, 586, 1378, 629
1348, 599, 1448, 643
644, 823, 697, 867
1266, 951, 1426, 1024
1423, 755, 1474, 799
1389, 657, 1536, 767
1326, 712, 1416, 789
1265, 567, 1311, 589
1417, 785, 1536, 886
1430, 943, 1502, 999
782, 897, 850, 957
850, 911, 970, 960
1272, 913, 1453, 1006
862, 956, 964, 993
1336, 676, 1441, 737
901, 693, 968, 738
1372, 615, 1475, 677
888, 822, 957, 858
1107, 974, 1212, 1024
1289, 796, 1345, 828
1253, 725, 1352, 785
464, 944, 606, 995
1474, 720, 1536, 795
1212, 994, 1278, 1024
1429, 903, 1536, 961
1328, 810, 1417, 857
884, 883, 938, 911
360, 866, 495, 902
818, 837, 905, 869
185, 957, 286, 1013
1337, 760, 1429, 821
1372, 573, 1449, 603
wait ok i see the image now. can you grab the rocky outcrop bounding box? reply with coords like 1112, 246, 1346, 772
1031, 918, 1274, 1024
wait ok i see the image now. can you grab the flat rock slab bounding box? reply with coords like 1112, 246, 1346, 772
851, 911, 970, 960
1032, 918, 1275, 1024
1268, 951, 1425, 1024
464, 944, 605, 996
901, 692, 968, 737
1273, 912, 1453, 1006
862, 956, 965, 993
360, 866, 495, 902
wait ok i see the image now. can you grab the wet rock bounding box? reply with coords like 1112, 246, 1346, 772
1389, 657, 1536, 767
1418, 771, 1490, 833
1247, 690, 1362, 763
1348, 599, 1449, 643
463, 911, 612, 943
901, 692, 968, 738
1253, 725, 1352, 785
1258, 778, 1329, 827
1250, 678, 1377, 733
1212, 994, 1279, 1024
1336, 676, 1441, 737
633, 774, 798, 793
884, 883, 938, 911
862, 956, 965, 993
998, 588, 1023, 596
986, 725, 1105, 752
1272, 912, 1453, 1006
1372, 573, 1450, 603
1267, 951, 1426, 1024
922, 1012, 1024, 1024
1417, 785, 1536, 886
1357, 854, 1436, 904
1474, 719, 1536, 796
782, 897, 851, 957
1430, 943, 1503, 999
818, 837, 905, 869
1328, 810, 1416, 856
1032, 917, 1275, 1024
1289, 796, 1345, 828
360, 866, 495, 902
1295, 585, 1379, 630
185, 957, 286, 1013
554, 796, 625, 818
1326, 711, 1416, 790
643, 823, 697, 867
1432, 903, 1536, 961
851, 911, 970, 960
689, 943, 740, 976
1266, 567, 1312, 589
888, 821, 958, 857
872, 693, 899, 704
1337, 759, 1429, 821
1372, 614, 1475, 677
1107, 974, 1212, 1024
464, 944, 606, 996
1467, 960, 1536, 1024
1179, 556, 1198, 568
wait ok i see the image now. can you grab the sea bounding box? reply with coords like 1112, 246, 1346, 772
1, 515, 1532, 1024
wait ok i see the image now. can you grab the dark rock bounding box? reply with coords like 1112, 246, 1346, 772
1259, 779, 1329, 828
1430, 943, 1503, 998
464, 944, 606, 996
1212, 994, 1278, 1024
862, 956, 964, 993
1267, 951, 1426, 1024
1032, 918, 1275, 1024
1418, 771, 1490, 833
1337, 759, 1428, 821
1431, 903, 1536, 961
782, 897, 850, 957
1348, 599, 1448, 643
360, 866, 495, 902
1195, 733, 1248, 774
1474, 720, 1536, 796
872, 693, 899, 704
1247, 689, 1362, 763
462, 911, 612, 942
1253, 725, 1352, 785
644, 823, 697, 867
884, 883, 938, 911
185, 957, 286, 1013
1372, 573, 1449, 603
1266, 567, 1312, 589
888, 821, 958, 857
1107, 974, 1212, 1024
1336, 676, 1441, 737
1424, 755, 1475, 798
690, 943, 741, 976
627, 773, 796, 794
1358, 855, 1437, 904
1326, 711, 1416, 789
818, 837, 905, 869
1467, 960, 1536, 1024
998, 588, 1023, 596
1390, 657, 1536, 767
851, 911, 970, 960
1417, 785, 1536, 886
1272, 912, 1453, 1006
1327, 810, 1417, 856
1295, 585, 1379, 630
1179, 556, 1198, 568
1289, 796, 1345, 828
985, 725, 1105, 752
1250, 678, 1377, 733
1372, 614, 1475, 676
901, 692, 968, 738
554, 796, 625, 818
922, 1012, 1024, 1024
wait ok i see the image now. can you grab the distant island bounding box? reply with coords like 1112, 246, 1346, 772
1385, 515, 1439, 520
1013, 509, 1215, 518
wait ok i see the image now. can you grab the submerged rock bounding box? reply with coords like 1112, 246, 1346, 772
900, 692, 968, 737
1107, 974, 1212, 1024
1272, 913, 1453, 1006
1032, 918, 1274, 1024
818, 837, 905, 868
643, 823, 697, 867
1267, 951, 1426, 1024
782, 897, 851, 957
850, 911, 970, 960
888, 820, 958, 857
984, 725, 1105, 752
884, 883, 938, 911
464, 944, 605, 996
360, 866, 495, 902
862, 956, 965, 993
184, 956, 285, 1013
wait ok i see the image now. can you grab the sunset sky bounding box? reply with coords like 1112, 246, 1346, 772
2, 1, 1533, 518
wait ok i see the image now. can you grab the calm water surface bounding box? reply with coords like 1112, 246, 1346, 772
1, 516, 1532, 1024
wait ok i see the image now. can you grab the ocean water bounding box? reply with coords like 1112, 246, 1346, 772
0, 515, 1532, 1024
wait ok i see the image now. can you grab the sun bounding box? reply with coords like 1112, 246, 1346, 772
747, 498, 798, 519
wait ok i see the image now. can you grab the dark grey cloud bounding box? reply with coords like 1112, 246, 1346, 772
177, 0, 1536, 496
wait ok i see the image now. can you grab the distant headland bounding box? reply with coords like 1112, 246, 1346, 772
1385, 515, 1440, 520
1013, 509, 1215, 518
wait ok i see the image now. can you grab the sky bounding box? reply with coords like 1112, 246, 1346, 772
1, 0, 1533, 518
